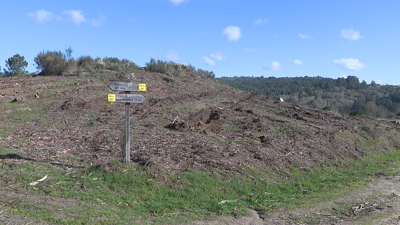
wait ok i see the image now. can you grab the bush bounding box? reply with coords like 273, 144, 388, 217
146, 58, 167, 73
0, 67, 4, 78
34, 51, 67, 75
65, 58, 77, 73
145, 58, 215, 79
3, 54, 29, 77
102, 57, 138, 71
77, 55, 95, 71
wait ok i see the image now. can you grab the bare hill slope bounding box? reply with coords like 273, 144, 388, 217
1, 71, 399, 176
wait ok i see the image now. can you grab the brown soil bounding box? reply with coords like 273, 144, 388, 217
1, 71, 400, 224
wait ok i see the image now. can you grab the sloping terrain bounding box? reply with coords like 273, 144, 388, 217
1, 70, 400, 224
1, 71, 399, 176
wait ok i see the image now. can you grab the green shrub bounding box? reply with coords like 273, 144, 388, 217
102, 57, 138, 71
145, 58, 167, 73
34, 51, 67, 75
145, 58, 214, 79
77, 55, 95, 70
65, 58, 77, 73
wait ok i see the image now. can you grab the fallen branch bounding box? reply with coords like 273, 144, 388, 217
218, 199, 238, 205
218, 195, 247, 205
29, 175, 48, 186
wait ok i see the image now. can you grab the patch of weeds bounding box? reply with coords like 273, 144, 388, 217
0, 148, 16, 154
223, 126, 236, 131
0, 128, 8, 137
8, 109, 47, 123
294, 134, 305, 140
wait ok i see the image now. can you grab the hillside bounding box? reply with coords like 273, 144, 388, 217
1, 70, 400, 224
1, 71, 399, 175
217, 76, 400, 118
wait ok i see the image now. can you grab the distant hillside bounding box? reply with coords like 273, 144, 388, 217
217, 76, 400, 118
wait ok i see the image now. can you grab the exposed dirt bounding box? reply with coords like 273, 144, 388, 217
1, 71, 400, 224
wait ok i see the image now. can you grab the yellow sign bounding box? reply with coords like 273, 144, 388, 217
108, 94, 116, 102
137, 83, 147, 92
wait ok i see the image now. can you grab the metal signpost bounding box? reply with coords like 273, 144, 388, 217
108, 82, 147, 165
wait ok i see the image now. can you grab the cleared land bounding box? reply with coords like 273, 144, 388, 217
1, 71, 400, 224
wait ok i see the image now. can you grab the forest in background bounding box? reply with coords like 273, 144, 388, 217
217, 76, 400, 119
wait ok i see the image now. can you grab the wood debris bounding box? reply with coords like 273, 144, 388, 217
28, 175, 48, 186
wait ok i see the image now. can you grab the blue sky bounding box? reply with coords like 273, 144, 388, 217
1, 0, 399, 85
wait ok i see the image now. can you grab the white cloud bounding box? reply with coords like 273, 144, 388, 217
264, 61, 283, 72
28, 9, 54, 23
29, 9, 104, 27
63, 10, 86, 25
299, 34, 312, 39
340, 29, 362, 41
244, 48, 255, 53
223, 26, 241, 41
334, 58, 365, 70
203, 56, 216, 66
170, 0, 187, 5
293, 59, 303, 65
91, 15, 106, 27
253, 18, 268, 25
167, 50, 179, 61
210, 52, 226, 61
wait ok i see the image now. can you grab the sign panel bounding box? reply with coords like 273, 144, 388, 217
110, 94, 145, 103
109, 82, 138, 91
108, 94, 116, 102
137, 83, 147, 92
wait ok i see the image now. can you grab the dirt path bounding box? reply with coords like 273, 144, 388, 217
187, 175, 400, 225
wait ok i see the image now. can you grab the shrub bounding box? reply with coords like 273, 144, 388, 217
34, 51, 67, 75
3, 54, 29, 77
145, 58, 157, 72
102, 57, 138, 71
0, 67, 4, 78
65, 58, 77, 73
146, 58, 167, 73
77, 56, 95, 70
145, 58, 215, 79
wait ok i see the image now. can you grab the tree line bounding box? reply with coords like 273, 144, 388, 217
1, 47, 215, 80
217, 76, 400, 118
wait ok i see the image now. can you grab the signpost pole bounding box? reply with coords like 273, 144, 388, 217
125, 88, 131, 165
108, 82, 147, 165
125, 102, 130, 165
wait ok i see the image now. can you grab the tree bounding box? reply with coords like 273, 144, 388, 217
65, 46, 73, 60
3, 54, 28, 77
365, 101, 378, 117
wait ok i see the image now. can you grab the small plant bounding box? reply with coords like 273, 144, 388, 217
223, 126, 236, 131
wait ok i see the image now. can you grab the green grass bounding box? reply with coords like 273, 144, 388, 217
223, 126, 236, 131
8, 108, 47, 123
1, 148, 400, 224
0, 128, 8, 138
